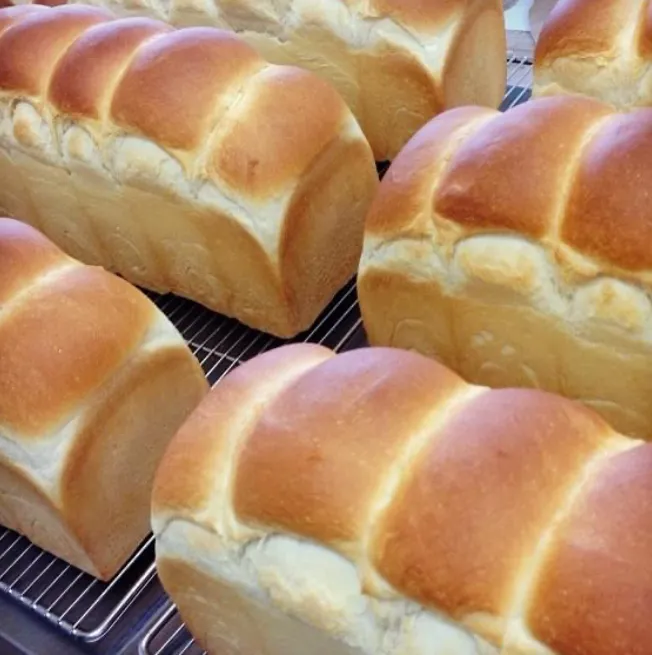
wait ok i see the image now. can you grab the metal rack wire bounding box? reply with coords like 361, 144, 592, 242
137, 54, 535, 655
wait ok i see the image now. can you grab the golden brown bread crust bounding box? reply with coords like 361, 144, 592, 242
373, 388, 614, 643
111, 28, 263, 151
0, 4, 46, 33
0, 217, 208, 579
210, 67, 345, 199
49, 17, 173, 120
641, 0, 652, 55
526, 444, 652, 655
359, 96, 652, 440
153, 344, 644, 654
0, 215, 65, 301
0, 5, 112, 96
22, 0, 507, 160
562, 109, 652, 270
535, 0, 635, 63
0, 4, 378, 337
433, 97, 611, 240
234, 348, 466, 547
533, 0, 652, 109
364, 105, 494, 238
0, 265, 153, 435
152, 343, 333, 525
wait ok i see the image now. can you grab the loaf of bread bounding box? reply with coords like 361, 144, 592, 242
0, 4, 378, 338
533, 0, 652, 108
152, 343, 651, 655
10, 0, 507, 161
0, 217, 208, 580
358, 95, 652, 441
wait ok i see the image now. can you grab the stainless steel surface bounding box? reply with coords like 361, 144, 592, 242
139, 53, 535, 655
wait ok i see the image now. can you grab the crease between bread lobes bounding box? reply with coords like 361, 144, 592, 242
151, 342, 652, 655
358, 94, 652, 442
0, 217, 208, 581
0, 3, 379, 338
534, 0, 652, 109
2, 0, 508, 161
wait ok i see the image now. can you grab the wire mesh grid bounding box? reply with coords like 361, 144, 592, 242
0, 271, 366, 642
138, 53, 534, 655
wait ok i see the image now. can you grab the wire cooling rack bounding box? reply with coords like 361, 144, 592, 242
0, 274, 364, 643
137, 54, 535, 655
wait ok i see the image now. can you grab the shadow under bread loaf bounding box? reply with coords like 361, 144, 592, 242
533, 0, 652, 108
359, 95, 652, 441
0, 217, 208, 581
152, 343, 651, 655
6, 0, 508, 162
0, 5, 378, 338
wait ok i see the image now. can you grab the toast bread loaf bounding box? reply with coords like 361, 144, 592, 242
359, 95, 652, 440
0, 4, 378, 338
0, 217, 208, 580
152, 343, 650, 655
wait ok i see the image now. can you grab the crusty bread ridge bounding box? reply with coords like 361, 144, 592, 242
534, 0, 652, 108
152, 343, 651, 655
0, 4, 378, 338
9, 0, 507, 161
358, 95, 652, 441
0, 217, 208, 580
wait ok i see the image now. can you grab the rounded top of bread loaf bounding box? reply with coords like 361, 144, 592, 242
0, 4, 45, 32
0, 5, 112, 96
0, 4, 365, 196
0, 218, 157, 437
535, 0, 652, 63
152, 343, 652, 655
365, 95, 652, 280
0, 0, 507, 161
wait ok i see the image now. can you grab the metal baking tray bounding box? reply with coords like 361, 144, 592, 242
0, 53, 532, 655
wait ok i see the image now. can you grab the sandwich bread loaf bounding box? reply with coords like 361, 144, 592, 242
0, 217, 208, 580
8, 0, 508, 161
0, 4, 378, 338
359, 95, 652, 441
152, 343, 650, 655
534, 0, 652, 109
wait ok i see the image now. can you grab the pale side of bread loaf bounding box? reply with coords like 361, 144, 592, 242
534, 0, 652, 108
151, 344, 651, 655
10, 0, 507, 161
358, 95, 652, 441
0, 5, 378, 338
0, 217, 208, 580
